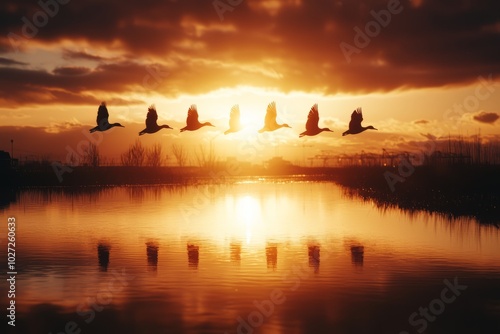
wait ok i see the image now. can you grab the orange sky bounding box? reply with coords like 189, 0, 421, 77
0, 0, 499, 164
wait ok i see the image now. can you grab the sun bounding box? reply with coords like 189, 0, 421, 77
239, 110, 263, 130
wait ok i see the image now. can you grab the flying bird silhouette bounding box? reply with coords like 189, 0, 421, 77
299, 104, 333, 137
89, 102, 124, 133
258, 101, 291, 133
224, 104, 242, 135
139, 105, 172, 135
180, 105, 214, 132
342, 107, 377, 136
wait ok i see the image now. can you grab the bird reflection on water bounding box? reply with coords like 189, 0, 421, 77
266, 243, 278, 270
146, 241, 159, 271
350, 245, 365, 267
97, 242, 111, 272
187, 244, 199, 269
308, 244, 320, 273
230, 242, 241, 263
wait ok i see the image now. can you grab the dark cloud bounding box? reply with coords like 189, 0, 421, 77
414, 120, 429, 124
62, 49, 108, 61
53, 66, 92, 76
0, 42, 9, 53
0, 56, 26, 65
0, 61, 164, 105
45, 119, 83, 133
473, 111, 499, 124
0, 0, 499, 101
420, 133, 436, 140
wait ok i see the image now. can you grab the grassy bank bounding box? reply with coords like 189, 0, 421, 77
326, 165, 499, 225
3, 163, 499, 196
1, 164, 498, 225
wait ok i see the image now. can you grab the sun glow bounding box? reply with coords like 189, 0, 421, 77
239, 108, 263, 130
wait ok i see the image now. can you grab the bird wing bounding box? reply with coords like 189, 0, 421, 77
349, 107, 363, 129
145, 106, 158, 128
229, 104, 240, 129
186, 104, 199, 127
305, 104, 320, 131
96, 104, 109, 127
356, 107, 363, 123
264, 101, 277, 127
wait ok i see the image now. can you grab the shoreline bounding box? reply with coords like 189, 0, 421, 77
2, 164, 499, 191
1, 165, 499, 226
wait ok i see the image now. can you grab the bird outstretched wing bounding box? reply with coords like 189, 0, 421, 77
352, 107, 363, 123
186, 104, 199, 127
349, 107, 363, 131
305, 104, 320, 131
264, 101, 277, 127
229, 104, 240, 129
146, 105, 158, 128
96, 102, 109, 127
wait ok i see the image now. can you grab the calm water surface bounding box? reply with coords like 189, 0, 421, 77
1, 181, 499, 334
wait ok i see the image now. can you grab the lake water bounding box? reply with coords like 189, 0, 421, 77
1, 180, 499, 334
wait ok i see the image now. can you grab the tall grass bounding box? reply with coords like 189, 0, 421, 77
311, 134, 500, 167
441, 134, 500, 165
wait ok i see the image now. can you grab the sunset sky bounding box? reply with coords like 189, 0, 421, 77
0, 0, 499, 165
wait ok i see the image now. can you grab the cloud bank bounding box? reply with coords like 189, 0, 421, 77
0, 0, 498, 105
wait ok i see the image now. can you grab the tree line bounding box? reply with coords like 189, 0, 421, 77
78, 140, 213, 168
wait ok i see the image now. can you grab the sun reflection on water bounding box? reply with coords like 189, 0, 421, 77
235, 195, 262, 245
1, 183, 500, 334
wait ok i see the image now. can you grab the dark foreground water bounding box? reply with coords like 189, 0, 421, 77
1, 181, 499, 334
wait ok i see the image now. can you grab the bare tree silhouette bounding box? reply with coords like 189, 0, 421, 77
83, 143, 100, 167
194, 143, 217, 168
121, 140, 145, 166
171, 143, 188, 167
146, 143, 164, 167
